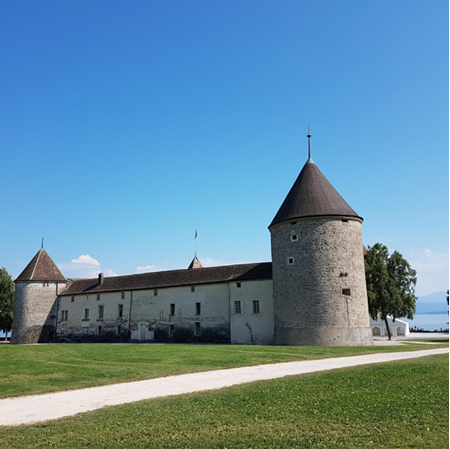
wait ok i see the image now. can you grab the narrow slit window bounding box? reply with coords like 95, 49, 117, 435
84, 308, 90, 320
121, 292, 125, 300
170, 303, 175, 316
154, 289, 158, 296
169, 324, 174, 336
97, 294, 100, 301
194, 322, 200, 336
191, 286, 195, 293
98, 305, 104, 320
97, 325, 102, 336
118, 304, 123, 318
195, 302, 201, 315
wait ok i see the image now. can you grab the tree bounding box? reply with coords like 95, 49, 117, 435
0, 268, 14, 340
365, 243, 417, 340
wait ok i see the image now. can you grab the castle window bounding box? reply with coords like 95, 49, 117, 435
194, 322, 200, 336
62, 310, 68, 321
236, 282, 241, 288
287, 257, 295, 265
342, 288, 351, 296
169, 324, 174, 336
97, 325, 102, 336
191, 286, 195, 293
195, 302, 201, 315
342, 219, 349, 223
97, 294, 100, 301
154, 289, 158, 296
291, 234, 298, 242
98, 305, 104, 320
118, 304, 123, 318
252, 300, 260, 314
121, 292, 125, 300
170, 303, 175, 316
83, 308, 90, 320
71, 296, 75, 302
234, 301, 242, 314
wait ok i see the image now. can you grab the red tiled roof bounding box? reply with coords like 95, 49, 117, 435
16, 249, 66, 282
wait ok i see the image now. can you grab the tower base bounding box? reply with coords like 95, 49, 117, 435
274, 326, 373, 346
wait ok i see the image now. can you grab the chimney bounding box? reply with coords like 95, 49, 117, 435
98, 273, 104, 285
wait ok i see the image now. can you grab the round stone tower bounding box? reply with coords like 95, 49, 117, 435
269, 136, 372, 346
11, 245, 67, 344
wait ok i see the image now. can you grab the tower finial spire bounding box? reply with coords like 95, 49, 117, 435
41, 237, 44, 249
307, 126, 314, 163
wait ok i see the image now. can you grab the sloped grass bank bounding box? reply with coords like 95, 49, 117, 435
0, 354, 448, 448
0, 342, 448, 398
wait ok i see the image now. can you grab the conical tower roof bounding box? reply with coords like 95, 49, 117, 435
16, 247, 66, 282
269, 160, 362, 228
187, 256, 203, 269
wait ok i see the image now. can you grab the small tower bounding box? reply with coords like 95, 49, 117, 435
11, 245, 67, 344
187, 255, 203, 269
269, 134, 372, 345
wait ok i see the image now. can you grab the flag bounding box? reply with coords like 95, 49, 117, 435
195, 227, 198, 239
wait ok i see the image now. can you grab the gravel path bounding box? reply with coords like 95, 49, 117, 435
1, 347, 447, 427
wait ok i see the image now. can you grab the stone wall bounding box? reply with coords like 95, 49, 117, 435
271, 218, 372, 346
11, 281, 66, 344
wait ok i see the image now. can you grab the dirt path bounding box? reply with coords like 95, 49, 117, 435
1, 348, 447, 427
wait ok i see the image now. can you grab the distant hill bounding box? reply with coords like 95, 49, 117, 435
416, 291, 448, 314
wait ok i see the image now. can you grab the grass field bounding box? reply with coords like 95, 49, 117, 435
0, 354, 447, 448
0, 341, 448, 398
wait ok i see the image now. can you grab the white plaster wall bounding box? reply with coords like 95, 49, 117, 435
130, 283, 230, 342
370, 316, 410, 337
57, 291, 131, 341
229, 279, 274, 345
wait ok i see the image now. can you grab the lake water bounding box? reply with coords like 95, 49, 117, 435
403, 313, 449, 332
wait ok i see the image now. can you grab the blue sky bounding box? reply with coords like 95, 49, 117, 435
1, 0, 448, 297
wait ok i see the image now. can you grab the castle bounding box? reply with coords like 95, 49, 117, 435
11, 137, 373, 346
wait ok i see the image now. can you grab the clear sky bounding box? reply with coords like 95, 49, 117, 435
1, 0, 448, 297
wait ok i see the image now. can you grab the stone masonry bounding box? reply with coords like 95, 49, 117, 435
271, 218, 373, 345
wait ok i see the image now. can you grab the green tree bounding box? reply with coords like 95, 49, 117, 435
365, 243, 417, 340
0, 268, 14, 340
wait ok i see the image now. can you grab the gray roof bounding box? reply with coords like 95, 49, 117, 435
270, 161, 362, 228
60, 262, 272, 296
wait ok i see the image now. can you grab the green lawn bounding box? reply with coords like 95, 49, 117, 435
0, 341, 448, 398
0, 354, 447, 448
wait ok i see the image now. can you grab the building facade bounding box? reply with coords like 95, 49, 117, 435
11, 143, 372, 346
